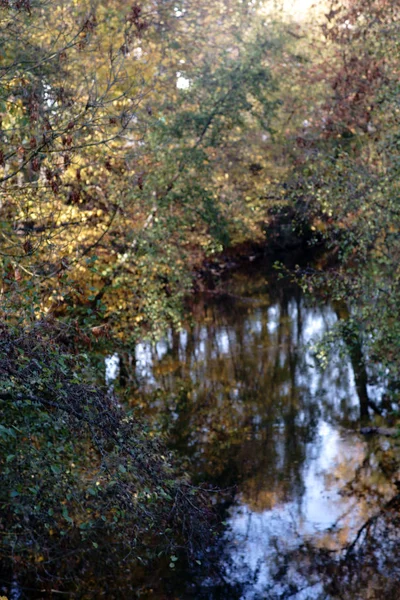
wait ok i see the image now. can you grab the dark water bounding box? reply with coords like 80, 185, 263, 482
108, 258, 400, 598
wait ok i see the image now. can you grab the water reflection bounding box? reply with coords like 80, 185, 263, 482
130, 263, 397, 598
224, 423, 366, 599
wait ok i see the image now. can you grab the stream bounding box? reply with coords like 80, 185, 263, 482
108, 255, 400, 598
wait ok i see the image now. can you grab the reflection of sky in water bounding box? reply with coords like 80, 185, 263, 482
302, 422, 359, 532
133, 299, 362, 414
267, 305, 280, 334
225, 422, 365, 599
105, 352, 120, 387
135, 342, 156, 384
127, 293, 383, 598
223, 308, 364, 599
179, 329, 188, 361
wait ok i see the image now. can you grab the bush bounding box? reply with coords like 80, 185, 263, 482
0, 321, 212, 595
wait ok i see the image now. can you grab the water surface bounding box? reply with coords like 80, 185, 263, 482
117, 258, 399, 598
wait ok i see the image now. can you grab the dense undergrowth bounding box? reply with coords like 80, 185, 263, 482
0, 322, 213, 596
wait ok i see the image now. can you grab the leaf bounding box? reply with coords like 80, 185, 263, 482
0, 425, 17, 439
62, 507, 73, 524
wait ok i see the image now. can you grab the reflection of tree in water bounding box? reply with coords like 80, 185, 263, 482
131, 263, 398, 598
266, 492, 400, 600
254, 428, 400, 600
144, 278, 322, 503
140, 270, 357, 502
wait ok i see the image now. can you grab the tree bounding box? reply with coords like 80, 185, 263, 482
0, 0, 279, 343
275, 0, 400, 393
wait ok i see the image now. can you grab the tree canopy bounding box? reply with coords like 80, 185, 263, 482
0, 0, 278, 341
0, 0, 399, 595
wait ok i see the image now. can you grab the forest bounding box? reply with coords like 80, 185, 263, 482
0, 0, 399, 598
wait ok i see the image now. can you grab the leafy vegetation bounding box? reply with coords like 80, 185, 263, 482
0, 0, 279, 341
0, 321, 211, 594
0, 0, 399, 595
283, 0, 400, 392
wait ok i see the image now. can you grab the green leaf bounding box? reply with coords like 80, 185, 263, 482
62, 507, 73, 524
0, 425, 17, 439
